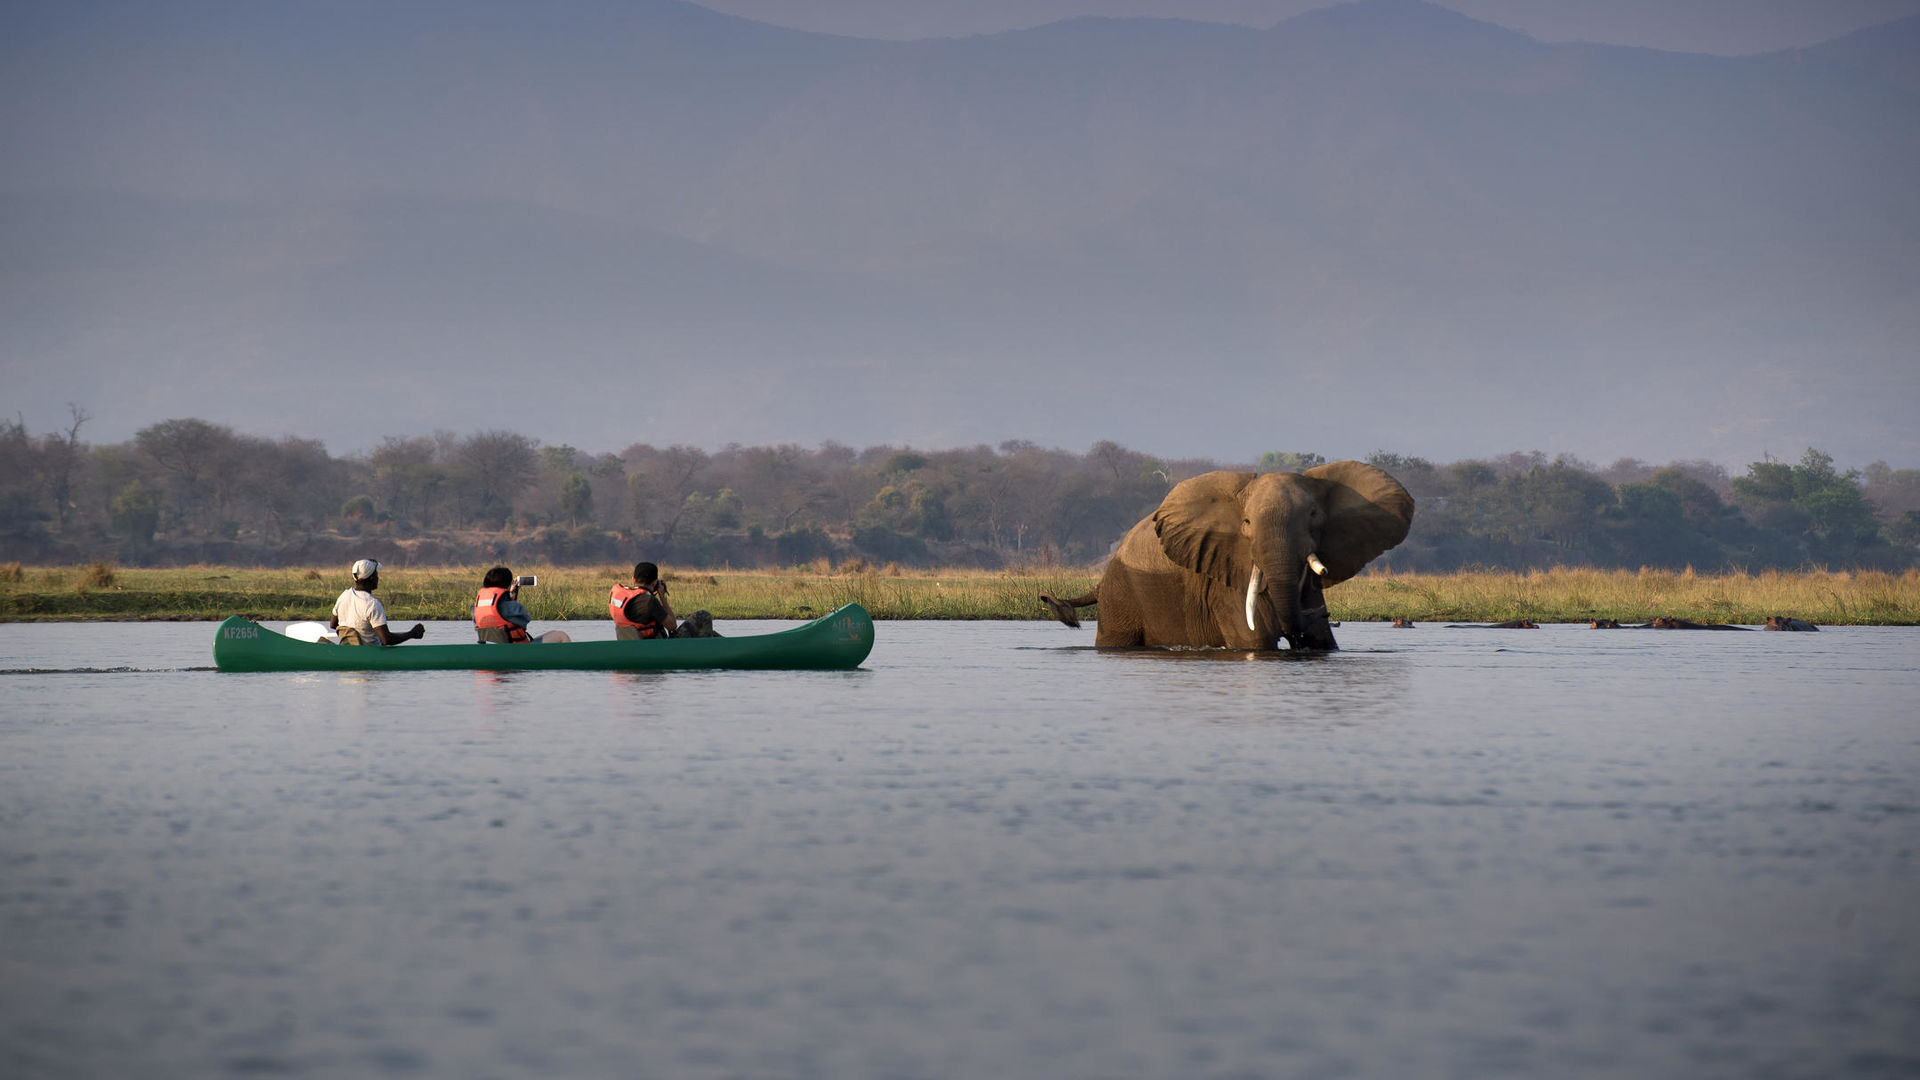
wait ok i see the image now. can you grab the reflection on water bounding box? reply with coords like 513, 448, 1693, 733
0, 620, 1916, 1078
1081, 645, 1416, 725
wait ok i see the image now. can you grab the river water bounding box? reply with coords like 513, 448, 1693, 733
2, 619, 1917, 1079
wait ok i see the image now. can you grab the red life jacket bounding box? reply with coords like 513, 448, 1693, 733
610, 583, 666, 639
474, 586, 532, 643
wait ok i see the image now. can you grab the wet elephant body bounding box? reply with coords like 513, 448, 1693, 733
1042, 462, 1413, 651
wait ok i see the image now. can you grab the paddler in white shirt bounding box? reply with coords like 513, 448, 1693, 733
329, 559, 427, 646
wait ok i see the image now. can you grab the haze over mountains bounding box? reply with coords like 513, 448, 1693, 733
704, 0, 1920, 55
3, 0, 1916, 468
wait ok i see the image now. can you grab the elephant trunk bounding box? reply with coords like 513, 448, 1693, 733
1250, 550, 1330, 649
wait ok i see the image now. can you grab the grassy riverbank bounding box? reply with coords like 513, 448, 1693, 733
1330, 567, 1920, 626
0, 563, 1098, 622
4, 563, 1917, 624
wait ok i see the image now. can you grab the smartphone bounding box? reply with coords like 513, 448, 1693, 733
515, 575, 538, 588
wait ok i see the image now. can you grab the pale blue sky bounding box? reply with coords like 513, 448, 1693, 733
2, 0, 1916, 468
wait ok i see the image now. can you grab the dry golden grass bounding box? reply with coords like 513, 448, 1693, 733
0, 563, 1915, 624
0, 563, 1096, 621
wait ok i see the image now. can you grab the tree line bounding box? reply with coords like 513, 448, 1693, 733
3, 413, 1917, 572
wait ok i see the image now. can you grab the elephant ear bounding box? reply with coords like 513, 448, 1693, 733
1153, 471, 1257, 583
1302, 460, 1415, 585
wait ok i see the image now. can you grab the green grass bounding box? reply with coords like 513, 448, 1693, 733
2, 564, 1915, 624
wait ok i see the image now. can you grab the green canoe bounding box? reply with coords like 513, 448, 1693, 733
213, 604, 874, 672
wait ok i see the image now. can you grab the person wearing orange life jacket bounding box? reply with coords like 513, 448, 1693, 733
474, 566, 572, 644
610, 561, 676, 640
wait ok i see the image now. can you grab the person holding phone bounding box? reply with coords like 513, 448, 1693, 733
474, 566, 571, 643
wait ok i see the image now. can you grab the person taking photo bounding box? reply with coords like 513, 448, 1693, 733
609, 562, 676, 640
474, 566, 571, 643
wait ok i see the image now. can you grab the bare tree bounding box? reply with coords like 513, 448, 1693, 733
451, 431, 538, 526
135, 418, 241, 531
650, 444, 710, 542
559, 473, 593, 527
0, 416, 39, 537
369, 436, 446, 527
40, 404, 89, 531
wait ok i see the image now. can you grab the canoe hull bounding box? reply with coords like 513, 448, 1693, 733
213, 604, 874, 672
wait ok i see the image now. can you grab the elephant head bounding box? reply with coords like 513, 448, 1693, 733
1152, 462, 1414, 650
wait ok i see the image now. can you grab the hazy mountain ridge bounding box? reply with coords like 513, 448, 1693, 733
1800, 12, 1920, 91
2, 0, 1916, 465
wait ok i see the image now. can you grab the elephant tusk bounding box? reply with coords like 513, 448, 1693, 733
1307, 553, 1329, 577
1246, 567, 1262, 631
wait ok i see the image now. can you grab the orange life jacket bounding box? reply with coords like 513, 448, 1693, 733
474, 586, 532, 643
609, 583, 666, 639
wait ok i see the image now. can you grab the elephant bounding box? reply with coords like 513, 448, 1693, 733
1764, 615, 1819, 631
1039, 462, 1414, 650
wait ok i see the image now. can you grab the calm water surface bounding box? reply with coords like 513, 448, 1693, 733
2, 619, 1917, 1079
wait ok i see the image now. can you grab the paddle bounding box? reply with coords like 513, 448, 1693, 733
284, 621, 337, 644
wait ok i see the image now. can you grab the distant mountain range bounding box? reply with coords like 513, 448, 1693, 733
2, 0, 1916, 467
